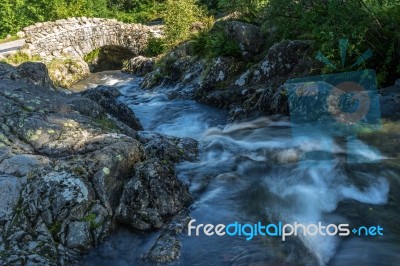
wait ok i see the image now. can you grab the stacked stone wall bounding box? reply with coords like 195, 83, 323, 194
23, 17, 163, 59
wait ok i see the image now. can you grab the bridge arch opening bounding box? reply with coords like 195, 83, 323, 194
85, 45, 135, 73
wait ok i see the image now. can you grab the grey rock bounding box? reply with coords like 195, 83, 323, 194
26, 254, 53, 265
14, 62, 55, 90
66, 221, 92, 251
256, 85, 289, 115
80, 85, 144, 131
137, 131, 198, 163
199, 86, 248, 109
125, 56, 155, 76
67, 97, 105, 120
116, 159, 192, 230
0, 175, 23, 223
225, 21, 265, 59
143, 233, 181, 263
141, 48, 203, 91
0, 64, 194, 265
198, 56, 244, 93
244, 40, 316, 87
0, 62, 15, 76
143, 211, 191, 263
0, 154, 51, 177
0, 62, 54, 90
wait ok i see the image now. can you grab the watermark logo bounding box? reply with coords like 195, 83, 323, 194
187, 220, 384, 241
286, 70, 380, 129
285, 39, 382, 163
315, 39, 373, 70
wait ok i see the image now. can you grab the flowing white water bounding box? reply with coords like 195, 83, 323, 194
192, 119, 390, 265
74, 72, 399, 266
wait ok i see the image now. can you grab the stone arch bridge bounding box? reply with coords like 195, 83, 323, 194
22, 17, 163, 60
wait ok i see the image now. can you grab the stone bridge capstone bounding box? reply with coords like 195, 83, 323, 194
22, 17, 163, 60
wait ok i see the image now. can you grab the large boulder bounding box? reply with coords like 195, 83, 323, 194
0, 62, 54, 90
379, 86, 400, 119
0, 76, 146, 264
116, 159, 192, 230
80, 85, 144, 131
47, 58, 90, 88
15, 62, 55, 90
224, 21, 265, 59
197, 56, 244, 95
125, 56, 155, 76
137, 131, 198, 163
234, 40, 316, 88
0, 63, 195, 265
0, 175, 25, 224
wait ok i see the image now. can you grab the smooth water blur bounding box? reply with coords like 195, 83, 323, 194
76, 72, 400, 266
118, 80, 226, 139
70, 71, 137, 92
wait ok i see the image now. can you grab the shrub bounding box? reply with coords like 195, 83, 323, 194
84, 48, 100, 64
47, 58, 89, 88
217, 0, 268, 21
191, 23, 241, 58
262, 0, 400, 85
1, 51, 41, 65
144, 37, 167, 57
0, 0, 187, 41
163, 0, 211, 46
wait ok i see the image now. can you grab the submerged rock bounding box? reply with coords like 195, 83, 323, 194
144, 233, 181, 263
380, 86, 400, 119
142, 211, 191, 263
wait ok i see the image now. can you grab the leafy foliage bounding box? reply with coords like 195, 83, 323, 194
1, 51, 41, 65
84, 48, 100, 64
217, 0, 267, 20
0, 0, 165, 38
163, 0, 212, 46
191, 23, 241, 58
262, 0, 400, 84
1, 0, 400, 85
144, 37, 167, 57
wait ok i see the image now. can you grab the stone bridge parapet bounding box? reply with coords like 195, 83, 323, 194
23, 17, 163, 59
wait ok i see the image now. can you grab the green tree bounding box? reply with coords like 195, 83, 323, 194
0, 0, 17, 37
263, 0, 400, 84
163, 0, 209, 45
218, 0, 267, 19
